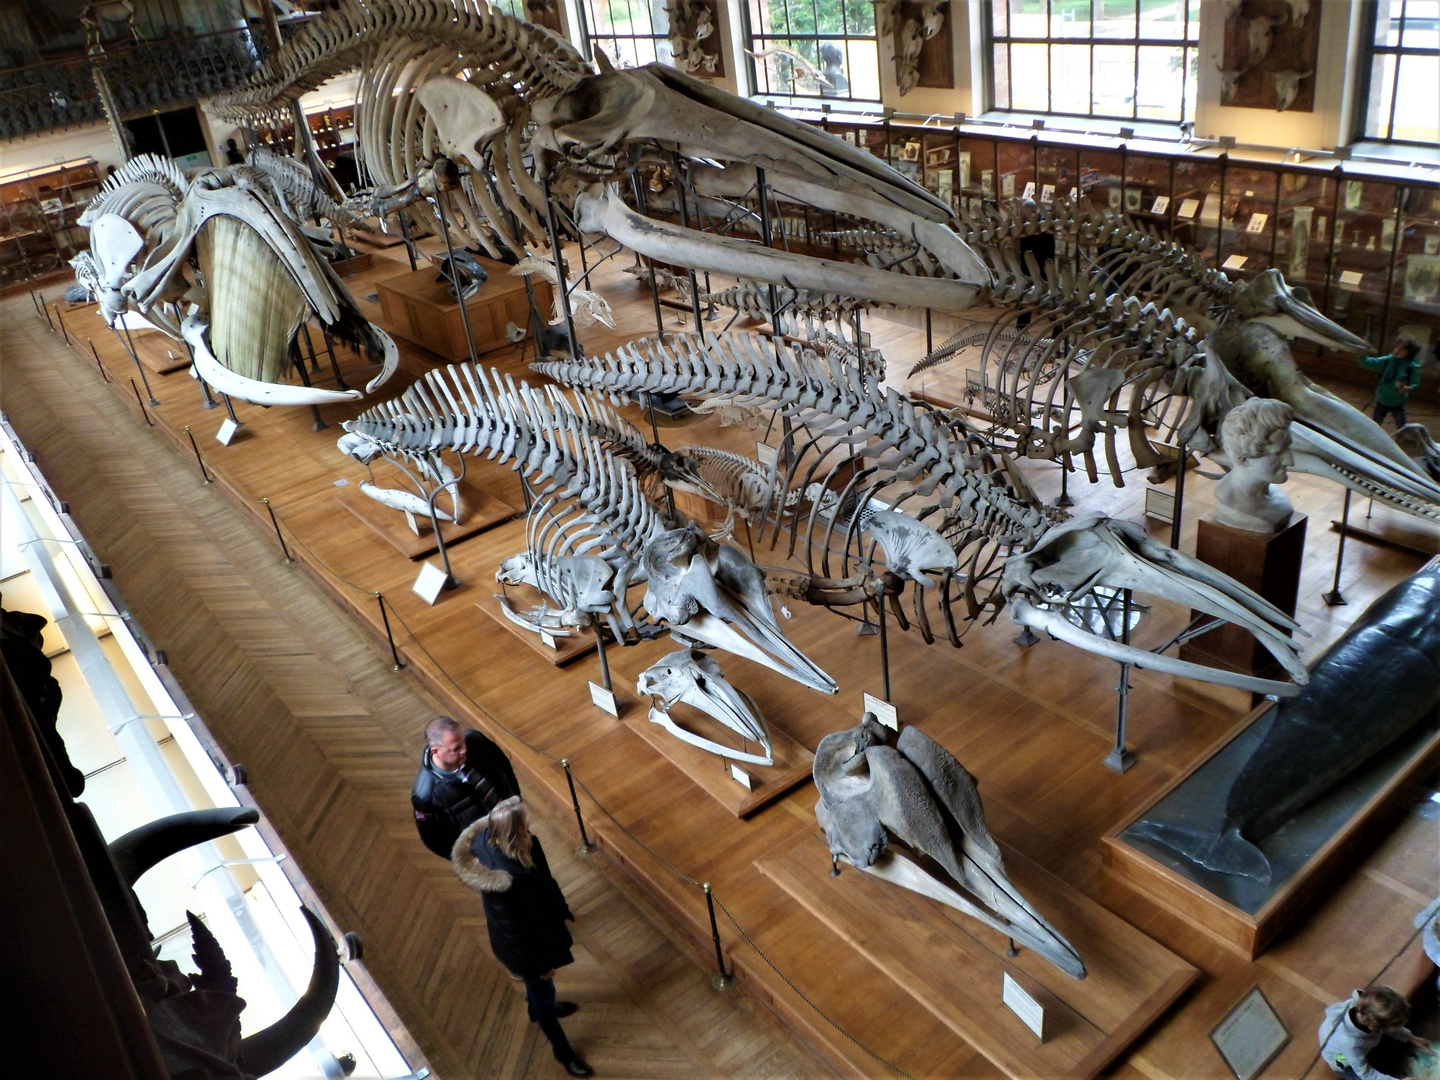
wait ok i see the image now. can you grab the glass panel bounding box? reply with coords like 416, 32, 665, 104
997, 141, 1034, 201
1171, 157, 1224, 260
1276, 171, 1332, 291
747, 0, 879, 100
1127, 152, 1172, 221
993, 44, 1013, 108
1402, 0, 1439, 45
1138, 0, 1182, 40
1221, 166, 1279, 277
1375, 0, 1403, 45
1053, 0, 1090, 38
993, 0, 1009, 37
845, 39, 882, 100
1011, 43, 1051, 109
1329, 178, 1400, 349
1011, 0, 1046, 37
1135, 44, 1185, 120
1396, 185, 1440, 334
1186, 0, 1201, 36
1092, 43, 1136, 116
1392, 54, 1440, 144
1365, 52, 1397, 139
1051, 44, 1091, 111
1078, 147, 1123, 214
1094, 0, 1136, 38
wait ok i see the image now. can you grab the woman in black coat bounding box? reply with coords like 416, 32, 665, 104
454, 798, 593, 1077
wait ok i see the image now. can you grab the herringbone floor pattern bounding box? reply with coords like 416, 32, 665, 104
0, 296, 828, 1080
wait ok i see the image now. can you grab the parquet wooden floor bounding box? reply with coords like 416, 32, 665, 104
0, 296, 831, 1080
6, 240, 1438, 1080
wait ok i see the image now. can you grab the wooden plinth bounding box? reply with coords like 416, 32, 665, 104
332, 252, 374, 277
1179, 514, 1305, 679
375, 259, 552, 362
611, 656, 814, 817
473, 593, 598, 666
334, 480, 516, 559
1102, 704, 1440, 959
759, 834, 1197, 1080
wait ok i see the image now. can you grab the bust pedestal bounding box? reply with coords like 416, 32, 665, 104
1177, 514, 1306, 683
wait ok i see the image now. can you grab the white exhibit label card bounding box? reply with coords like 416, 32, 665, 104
412, 562, 449, 605
1039, 184, 1055, 203
1245, 212, 1268, 234
1222, 254, 1249, 271
1339, 269, 1364, 289
404, 510, 421, 536
540, 630, 559, 650
1151, 196, 1170, 215
1209, 986, 1289, 1080
863, 692, 899, 731
215, 419, 239, 446
755, 441, 780, 467
1021, 181, 1036, 201
589, 681, 620, 717
1002, 972, 1045, 1041
729, 763, 753, 790
1176, 197, 1200, 219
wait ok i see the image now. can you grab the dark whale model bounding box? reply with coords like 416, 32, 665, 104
1132, 563, 1440, 883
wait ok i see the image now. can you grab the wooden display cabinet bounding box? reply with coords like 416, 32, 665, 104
0, 157, 101, 291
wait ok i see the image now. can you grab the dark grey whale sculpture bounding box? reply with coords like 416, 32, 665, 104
1132, 563, 1440, 883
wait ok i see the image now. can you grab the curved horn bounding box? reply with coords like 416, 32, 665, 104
238, 906, 341, 1076
108, 807, 260, 888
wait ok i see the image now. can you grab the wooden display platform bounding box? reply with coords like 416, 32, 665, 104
610, 656, 814, 818
334, 479, 516, 559
473, 593, 599, 666
1102, 703, 1440, 959
758, 834, 1198, 1080
332, 252, 374, 277
117, 326, 192, 375
375, 259, 552, 361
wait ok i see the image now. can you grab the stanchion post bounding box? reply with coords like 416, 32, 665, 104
562, 759, 597, 856
876, 588, 891, 703
376, 594, 405, 670
129, 378, 154, 426
262, 498, 294, 562
183, 426, 213, 484
53, 302, 71, 345
1323, 488, 1351, 607
117, 326, 159, 405
703, 884, 734, 991
88, 339, 110, 382
39, 295, 55, 330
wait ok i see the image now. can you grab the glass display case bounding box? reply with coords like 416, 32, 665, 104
0, 157, 101, 289
1216, 163, 1280, 279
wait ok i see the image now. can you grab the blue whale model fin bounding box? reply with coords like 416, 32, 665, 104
1128, 822, 1273, 885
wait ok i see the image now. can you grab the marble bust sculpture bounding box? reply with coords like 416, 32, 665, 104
1214, 397, 1296, 533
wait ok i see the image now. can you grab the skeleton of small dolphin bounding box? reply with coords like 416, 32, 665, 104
638, 648, 773, 765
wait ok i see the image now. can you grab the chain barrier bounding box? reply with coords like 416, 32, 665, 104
258, 493, 931, 1080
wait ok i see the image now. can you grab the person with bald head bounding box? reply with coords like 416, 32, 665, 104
411, 715, 521, 858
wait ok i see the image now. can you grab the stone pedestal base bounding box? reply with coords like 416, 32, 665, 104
1178, 514, 1306, 681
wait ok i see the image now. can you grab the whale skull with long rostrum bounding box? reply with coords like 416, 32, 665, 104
206, 0, 992, 318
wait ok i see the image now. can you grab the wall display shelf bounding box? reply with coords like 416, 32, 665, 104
811, 118, 1440, 370
0, 157, 100, 290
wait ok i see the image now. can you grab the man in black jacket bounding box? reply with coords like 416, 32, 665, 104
411, 716, 521, 858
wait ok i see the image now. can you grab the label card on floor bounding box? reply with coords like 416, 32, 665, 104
729, 764, 753, 790
1209, 986, 1289, 1080
1222, 254, 1249, 271
215, 419, 239, 446
589, 681, 620, 717
863, 693, 898, 731
1002, 973, 1045, 1041
756, 442, 779, 467
412, 562, 449, 605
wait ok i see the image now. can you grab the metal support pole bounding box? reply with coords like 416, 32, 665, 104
198, 373, 218, 410
925, 308, 933, 355
322, 330, 349, 389
1056, 454, 1073, 508
397, 209, 420, 272
754, 167, 781, 324
129, 377, 154, 426
876, 591, 891, 703
1169, 439, 1188, 550
562, 759, 597, 855
1103, 589, 1137, 772
593, 625, 613, 692
118, 326, 158, 405
1323, 488, 1351, 607
262, 498, 293, 562
290, 353, 329, 432
300, 322, 321, 374
376, 594, 405, 670
703, 885, 734, 991
540, 172, 579, 354
432, 176, 481, 367
183, 426, 212, 484
425, 470, 460, 590
630, 173, 669, 336
89, 339, 110, 382
673, 163, 705, 330
222, 394, 241, 425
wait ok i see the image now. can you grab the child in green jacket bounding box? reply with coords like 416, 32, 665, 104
1360, 336, 1424, 429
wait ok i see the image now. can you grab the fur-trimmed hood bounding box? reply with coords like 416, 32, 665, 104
452, 816, 512, 893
